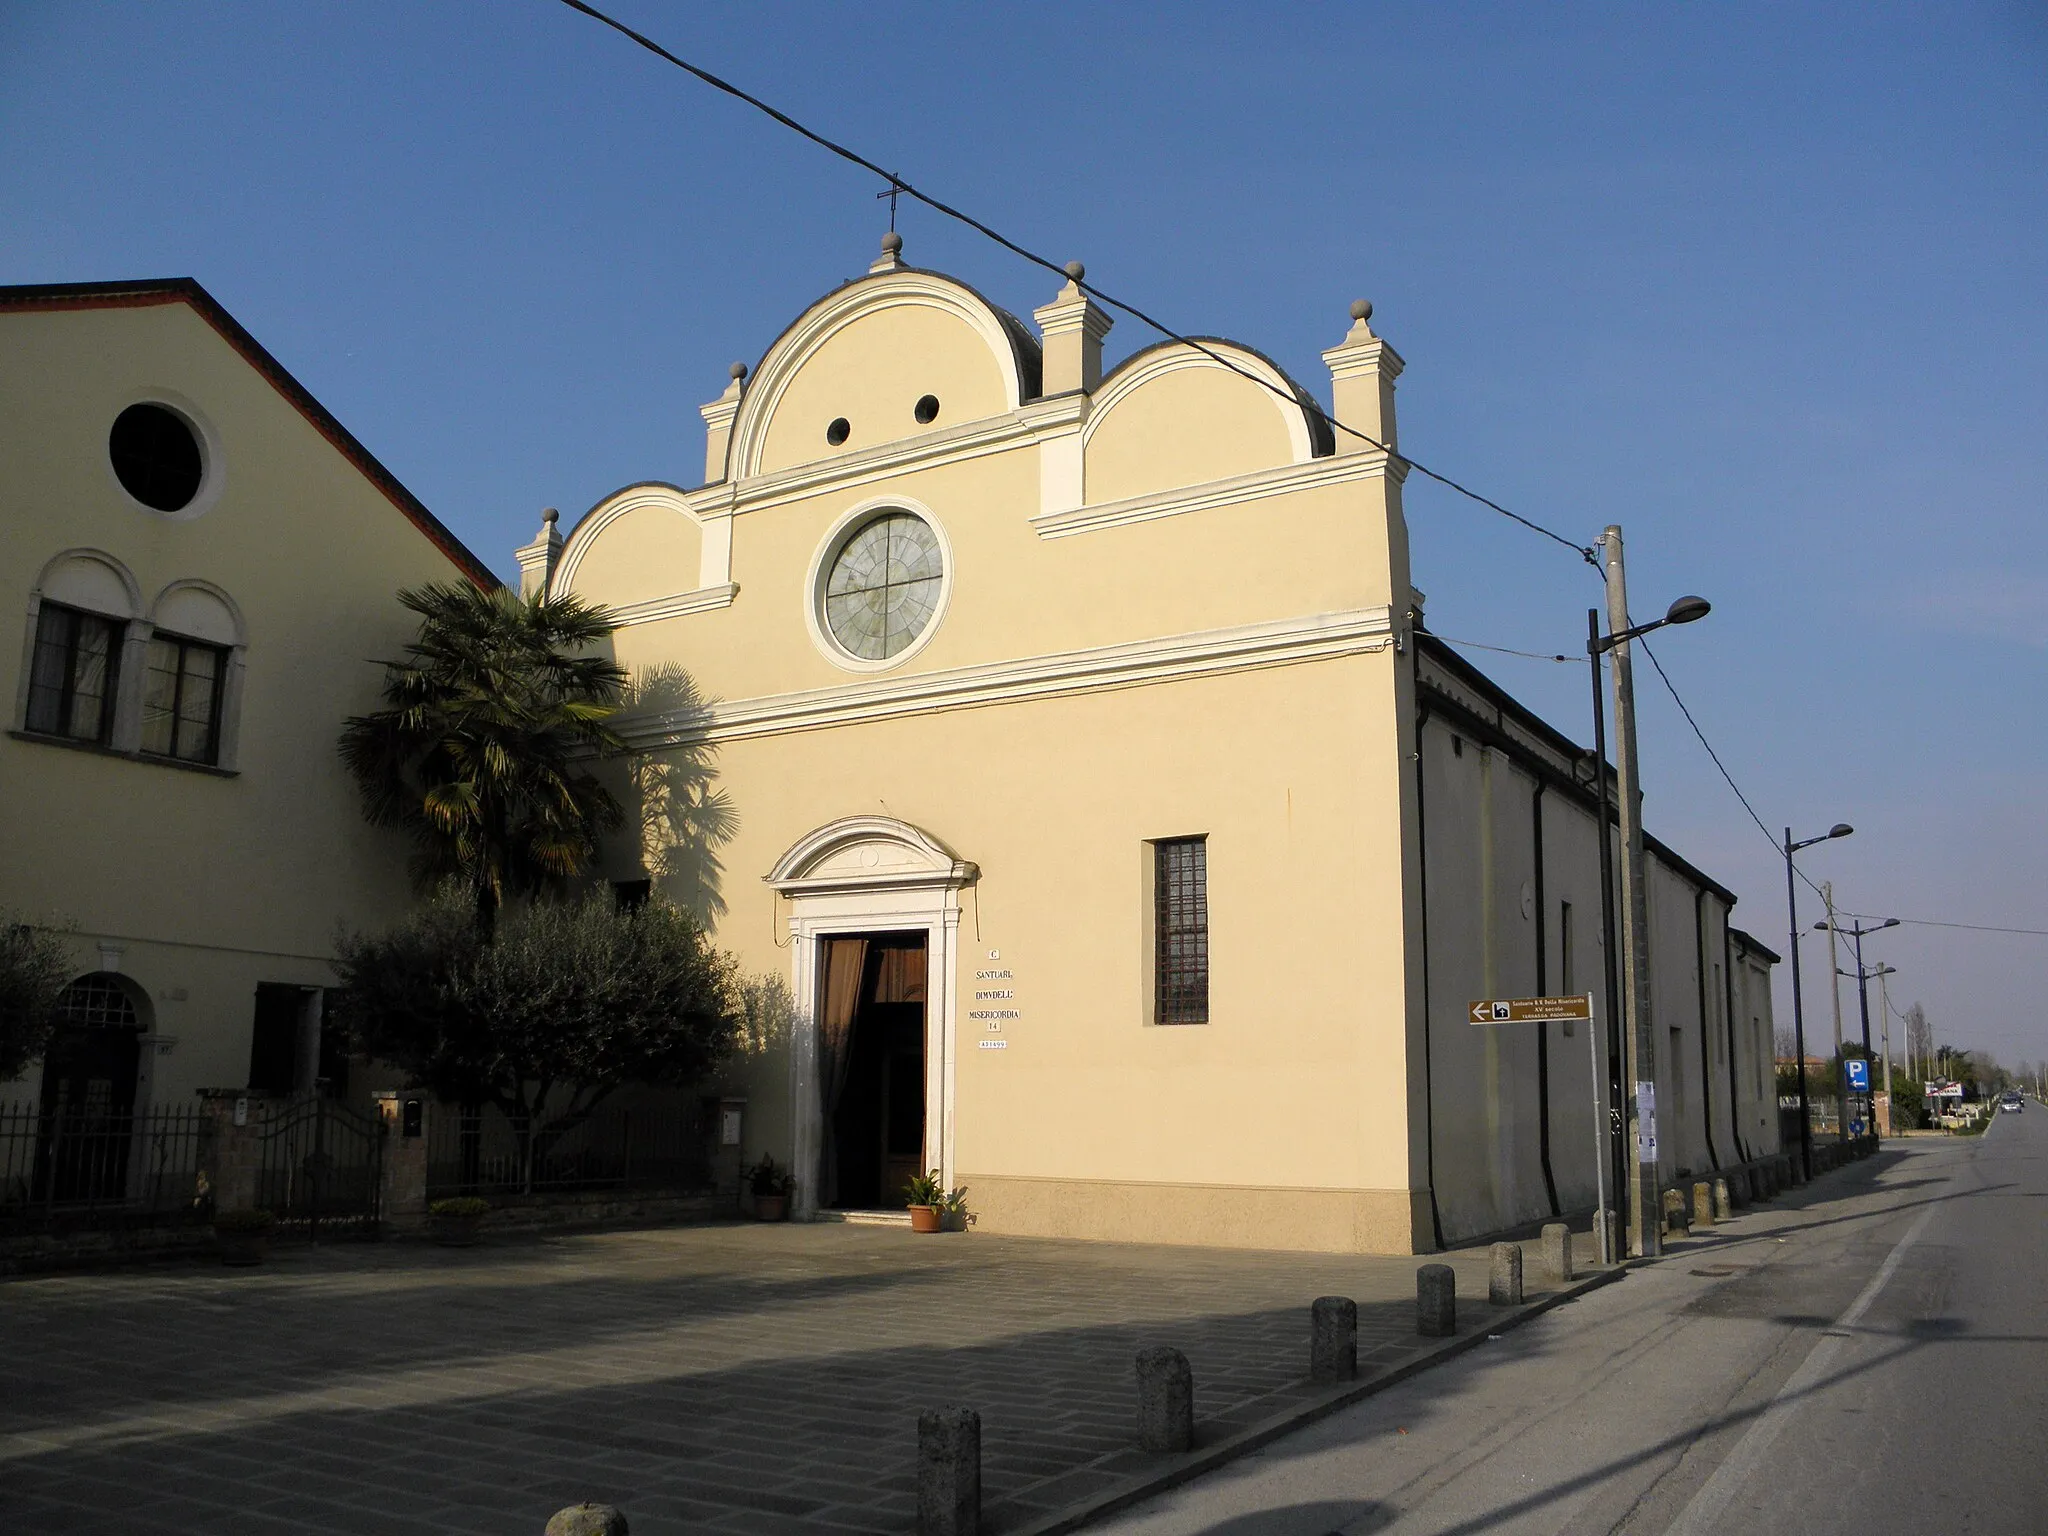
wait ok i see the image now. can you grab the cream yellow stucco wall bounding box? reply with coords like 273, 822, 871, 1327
0, 293, 490, 1103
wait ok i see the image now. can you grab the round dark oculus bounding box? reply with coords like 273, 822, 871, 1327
109, 403, 203, 512
914, 394, 940, 425
826, 417, 851, 446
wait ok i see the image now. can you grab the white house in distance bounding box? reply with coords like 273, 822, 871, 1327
0, 278, 496, 1130
528, 232, 1783, 1253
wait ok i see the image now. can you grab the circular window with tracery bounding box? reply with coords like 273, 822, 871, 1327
821, 510, 945, 662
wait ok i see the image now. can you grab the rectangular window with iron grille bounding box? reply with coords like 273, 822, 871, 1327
25, 602, 122, 744
1153, 836, 1209, 1025
140, 632, 226, 764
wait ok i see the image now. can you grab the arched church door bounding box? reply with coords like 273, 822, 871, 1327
35, 973, 144, 1204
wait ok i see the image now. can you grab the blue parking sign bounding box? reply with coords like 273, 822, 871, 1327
1846, 1058, 1871, 1092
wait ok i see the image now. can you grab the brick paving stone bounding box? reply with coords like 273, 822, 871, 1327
1, 1220, 1538, 1534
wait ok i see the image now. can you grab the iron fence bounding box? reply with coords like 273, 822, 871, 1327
427, 1098, 709, 1198
257, 1096, 383, 1239
0, 1102, 210, 1228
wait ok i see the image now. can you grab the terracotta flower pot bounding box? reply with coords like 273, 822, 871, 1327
754, 1193, 788, 1222
908, 1204, 942, 1234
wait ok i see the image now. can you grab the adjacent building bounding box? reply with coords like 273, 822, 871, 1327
0, 278, 495, 1129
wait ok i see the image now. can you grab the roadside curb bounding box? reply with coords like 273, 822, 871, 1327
1011, 1263, 1627, 1536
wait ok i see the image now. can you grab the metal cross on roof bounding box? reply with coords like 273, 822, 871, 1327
877, 174, 904, 231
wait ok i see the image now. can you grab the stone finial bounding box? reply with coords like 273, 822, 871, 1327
871, 230, 904, 273
729, 361, 748, 382
1322, 295, 1402, 456
516, 507, 566, 599
1034, 260, 1113, 396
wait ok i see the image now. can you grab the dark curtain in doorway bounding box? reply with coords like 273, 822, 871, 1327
817, 937, 869, 1207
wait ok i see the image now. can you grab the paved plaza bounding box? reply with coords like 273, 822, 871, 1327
1, 1219, 1595, 1534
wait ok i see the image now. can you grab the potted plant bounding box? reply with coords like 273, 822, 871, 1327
429, 1196, 490, 1247
902, 1169, 945, 1233
213, 1207, 275, 1266
748, 1155, 794, 1221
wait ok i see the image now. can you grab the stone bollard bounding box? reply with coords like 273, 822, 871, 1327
1600, 1208, 1623, 1263
1692, 1181, 1715, 1229
1136, 1347, 1194, 1453
546, 1506, 627, 1536
1417, 1263, 1457, 1337
1728, 1169, 1751, 1207
918, 1406, 981, 1536
1541, 1222, 1575, 1282
1662, 1188, 1689, 1236
1713, 1178, 1733, 1222
1309, 1296, 1358, 1384
1489, 1243, 1523, 1306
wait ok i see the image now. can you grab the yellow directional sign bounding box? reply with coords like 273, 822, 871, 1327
1468, 994, 1594, 1025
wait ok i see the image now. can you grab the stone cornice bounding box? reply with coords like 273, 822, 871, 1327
616, 605, 1395, 749
607, 583, 740, 628
1030, 449, 1403, 540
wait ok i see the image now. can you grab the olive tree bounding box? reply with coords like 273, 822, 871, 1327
0, 919, 74, 1083
331, 891, 742, 1189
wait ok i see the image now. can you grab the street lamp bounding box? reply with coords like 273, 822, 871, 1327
1869, 962, 1898, 1130
1782, 823, 1851, 1177
1587, 542, 1713, 1260
1818, 914, 1897, 1141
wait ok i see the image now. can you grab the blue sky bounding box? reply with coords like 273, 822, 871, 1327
5, 2, 2043, 1070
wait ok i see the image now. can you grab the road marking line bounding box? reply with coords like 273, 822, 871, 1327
1663, 1200, 1937, 1536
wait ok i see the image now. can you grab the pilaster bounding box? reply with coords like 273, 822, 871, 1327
515, 509, 564, 599
1321, 300, 1404, 456
699, 363, 748, 484
1032, 263, 1113, 397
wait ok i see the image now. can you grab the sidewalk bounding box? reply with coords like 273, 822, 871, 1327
0, 1219, 1609, 1535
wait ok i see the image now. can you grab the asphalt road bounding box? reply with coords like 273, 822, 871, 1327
1095, 1114, 2047, 1536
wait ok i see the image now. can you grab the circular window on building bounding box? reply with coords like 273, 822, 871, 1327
109, 403, 205, 512
821, 510, 945, 662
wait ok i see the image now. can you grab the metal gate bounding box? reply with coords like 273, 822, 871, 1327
258, 1097, 383, 1238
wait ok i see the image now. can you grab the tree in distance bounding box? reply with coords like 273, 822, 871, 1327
332, 890, 743, 1190
0, 917, 74, 1081
339, 583, 628, 935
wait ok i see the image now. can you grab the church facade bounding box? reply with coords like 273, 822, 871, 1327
534, 235, 1780, 1253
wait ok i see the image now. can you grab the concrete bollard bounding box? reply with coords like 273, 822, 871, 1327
1728, 1169, 1751, 1207
1309, 1296, 1357, 1384
1489, 1243, 1523, 1306
1417, 1263, 1457, 1337
1692, 1181, 1715, 1228
1713, 1178, 1733, 1222
1662, 1188, 1689, 1236
1541, 1222, 1575, 1282
1600, 1208, 1622, 1263
917, 1407, 981, 1536
1136, 1347, 1194, 1453
546, 1507, 627, 1536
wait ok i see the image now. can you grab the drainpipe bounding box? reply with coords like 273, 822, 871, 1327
1724, 920, 1751, 1163
1695, 888, 1721, 1170
1414, 703, 1445, 1251
1532, 782, 1560, 1215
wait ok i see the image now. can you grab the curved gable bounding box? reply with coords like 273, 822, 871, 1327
729, 269, 1038, 480
1082, 340, 1324, 506
555, 484, 706, 608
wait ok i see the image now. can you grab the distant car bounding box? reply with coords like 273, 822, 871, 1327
2000, 1096, 2023, 1113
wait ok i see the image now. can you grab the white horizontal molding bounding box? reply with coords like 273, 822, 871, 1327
1033, 448, 1404, 541
606, 583, 740, 628
617, 605, 1395, 749
702, 394, 1090, 522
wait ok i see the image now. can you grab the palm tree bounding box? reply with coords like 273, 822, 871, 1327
340, 583, 627, 934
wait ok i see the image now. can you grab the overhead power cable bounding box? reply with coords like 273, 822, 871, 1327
552, 0, 1598, 565
1431, 635, 1576, 664
1844, 914, 2048, 938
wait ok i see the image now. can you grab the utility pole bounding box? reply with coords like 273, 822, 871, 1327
1601, 526, 1660, 1258
1823, 882, 1846, 1144
1875, 964, 1896, 1133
